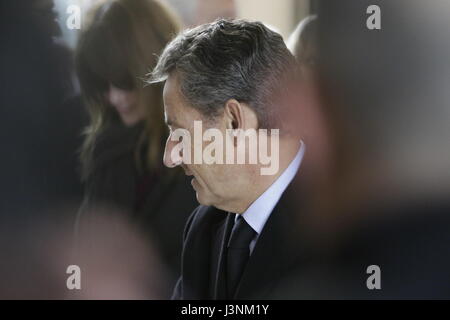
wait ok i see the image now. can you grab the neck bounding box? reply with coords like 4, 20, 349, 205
229, 136, 300, 214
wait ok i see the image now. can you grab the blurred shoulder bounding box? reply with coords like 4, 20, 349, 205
184, 205, 228, 237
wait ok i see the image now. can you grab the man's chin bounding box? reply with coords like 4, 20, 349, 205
191, 179, 217, 207
195, 192, 207, 206
195, 190, 213, 207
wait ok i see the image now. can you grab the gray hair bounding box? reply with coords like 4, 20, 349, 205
146, 19, 298, 129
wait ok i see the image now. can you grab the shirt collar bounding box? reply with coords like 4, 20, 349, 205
238, 141, 305, 234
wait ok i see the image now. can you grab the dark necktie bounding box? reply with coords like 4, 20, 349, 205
226, 215, 257, 298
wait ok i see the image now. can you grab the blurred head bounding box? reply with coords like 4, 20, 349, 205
287, 16, 318, 79
76, 0, 181, 177
313, 0, 450, 226
0, 207, 167, 299
148, 19, 300, 212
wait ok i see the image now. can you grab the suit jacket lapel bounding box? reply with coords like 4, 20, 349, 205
211, 213, 234, 299
234, 178, 306, 299
182, 207, 227, 299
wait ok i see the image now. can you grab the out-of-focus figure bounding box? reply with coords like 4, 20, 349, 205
0, 0, 86, 217
75, 0, 197, 297
276, 0, 450, 299
73, 209, 168, 299
286, 16, 333, 202
0, 208, 167, 299
287, 15, 318, 77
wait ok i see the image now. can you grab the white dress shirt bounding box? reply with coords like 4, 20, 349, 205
236, 141, 305, 254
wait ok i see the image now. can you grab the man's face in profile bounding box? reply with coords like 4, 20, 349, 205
162, 74, 253, 211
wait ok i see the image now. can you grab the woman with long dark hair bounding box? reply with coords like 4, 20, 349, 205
75, 0, 197, 295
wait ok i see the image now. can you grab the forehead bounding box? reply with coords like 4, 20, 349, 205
163, 74, 202, 126
163, 74, 185, 120
163, 74, 183, 107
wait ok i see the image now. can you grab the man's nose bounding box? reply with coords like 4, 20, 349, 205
163, 138, 182, 168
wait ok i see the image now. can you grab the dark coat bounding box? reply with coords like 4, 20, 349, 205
77, 123, 198, 295
172, 174, 307, 299
172, 166, 450, 299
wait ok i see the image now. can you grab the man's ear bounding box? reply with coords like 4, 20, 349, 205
224, 99, 258, 130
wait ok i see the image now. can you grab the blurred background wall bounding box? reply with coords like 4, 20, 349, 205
235, 0, 309, 38
53, 0, 311, 48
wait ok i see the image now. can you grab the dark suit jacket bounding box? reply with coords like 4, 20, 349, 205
172, 175, 307, 299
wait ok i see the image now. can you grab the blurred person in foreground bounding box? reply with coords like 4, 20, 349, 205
276, 0, 450, 299
75, 0, 197, 296
147, 19, 315, 299
0, 209, 166, 299
287, 15, 318, 78
286, 16, 332, 190
0, 0, 85, 218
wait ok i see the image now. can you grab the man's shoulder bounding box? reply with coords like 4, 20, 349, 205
183, 205, 229, 239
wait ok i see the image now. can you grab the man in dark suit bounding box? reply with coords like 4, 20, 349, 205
146, 19, 310, 299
